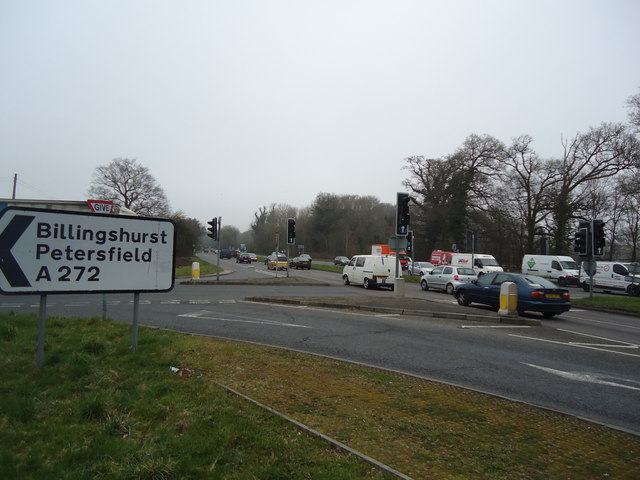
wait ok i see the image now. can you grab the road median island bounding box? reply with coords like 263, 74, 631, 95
2, 312, 638, 479
244, 295, 542, 325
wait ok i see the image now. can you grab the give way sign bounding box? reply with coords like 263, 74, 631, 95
0, 207, 175, 294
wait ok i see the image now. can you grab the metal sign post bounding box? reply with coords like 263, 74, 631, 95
0, 207, 176, 367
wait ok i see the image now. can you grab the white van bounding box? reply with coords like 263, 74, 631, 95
579, 261, 640, 296
430, 250, 503, 275
521, 255, 580, 286
342, 255, 396, 290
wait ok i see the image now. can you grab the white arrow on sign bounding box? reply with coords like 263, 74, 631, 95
0, 207, 175, 294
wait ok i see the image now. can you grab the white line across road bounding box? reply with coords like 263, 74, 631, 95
178, 310, 311, 329
461, 325, 531, 329
510, 329, 640, 358
525, 363, 640, 392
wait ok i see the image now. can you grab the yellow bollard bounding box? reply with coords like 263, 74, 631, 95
498, 281, 517, 315
192, 261, 200, 280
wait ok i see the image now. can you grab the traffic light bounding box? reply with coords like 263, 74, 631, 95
287, 218, 296, 244
207, 218, 218, 241
573, 221, 589, 256
406, 230, 414, 257
396, 192, 410, 236
593, 219, 606, 256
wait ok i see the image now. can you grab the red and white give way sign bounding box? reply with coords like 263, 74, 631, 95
87, 200, 114, 214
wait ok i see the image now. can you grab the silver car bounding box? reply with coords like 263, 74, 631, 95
409, 261, 435, 276
420, 266, 477, 295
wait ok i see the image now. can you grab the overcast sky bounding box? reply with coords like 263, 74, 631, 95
2, 0, 639, 231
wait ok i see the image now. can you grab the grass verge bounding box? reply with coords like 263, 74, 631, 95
2, 312, 640, 479
572, 295, 640, 315
175, 256, 221, 277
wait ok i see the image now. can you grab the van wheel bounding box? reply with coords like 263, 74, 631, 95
420, 279, 429, 291
342, 275, 350, 286
582, 282, 590, 292
445, 283, 455, 295
363, 278, 371, 289
629, 285, 640, 297
558, 278, 566, 287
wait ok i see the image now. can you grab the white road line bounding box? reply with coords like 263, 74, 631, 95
461, 325, 531, 329
524, 363, 640, 392
178, 310, 311, 328
510, 334, 640, 358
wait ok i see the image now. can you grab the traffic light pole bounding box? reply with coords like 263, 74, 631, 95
216, 217, 221, 281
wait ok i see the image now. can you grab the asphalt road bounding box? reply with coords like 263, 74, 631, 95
2, 255, 639, 436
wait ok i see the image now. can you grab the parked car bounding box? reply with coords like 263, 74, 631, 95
236, 253, 252, 264
454, 272, 571, 318
334, 256, 350, 266
420, 266, 477, 295
409, 261, 435, 276
219, 249, 233, 259
267, 254, 288, 270
290, 256, 311, 269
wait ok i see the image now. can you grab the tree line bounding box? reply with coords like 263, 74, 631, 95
88, 90, 640, 265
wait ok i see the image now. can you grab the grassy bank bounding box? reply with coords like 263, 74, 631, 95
175, 256, 221, 277
2, 312, 639, 479
572, 295, 640, 315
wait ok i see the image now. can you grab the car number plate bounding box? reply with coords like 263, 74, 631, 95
547, 294, 560, 299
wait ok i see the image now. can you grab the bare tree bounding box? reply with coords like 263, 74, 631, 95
626, 87, 640, 130
550, 123, 640, 253
88, 158, 170, 216
497, 135, 559, 253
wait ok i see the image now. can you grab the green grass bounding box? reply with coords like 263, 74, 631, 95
175, 256, 221, 277
572, 295, 640, 315
0, 312, 393, 479
2, 312, 639, 479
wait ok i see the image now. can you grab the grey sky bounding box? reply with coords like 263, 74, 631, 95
2, 0, 639, 231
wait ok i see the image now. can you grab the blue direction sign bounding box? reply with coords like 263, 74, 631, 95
0, 207, 175, 294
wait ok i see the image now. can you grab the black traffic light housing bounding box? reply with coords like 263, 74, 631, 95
406, 230, 414, 257
207, 218, 218, 241
573, 221, 590, 256
396, 192, 410, 236
287, 218, 296, 244
592, 219, 606, 256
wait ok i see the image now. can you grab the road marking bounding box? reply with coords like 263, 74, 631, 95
461, 325, 531, 329
524, 363, 640, 392
510, 332, 640, 358
178, 310, 311, 328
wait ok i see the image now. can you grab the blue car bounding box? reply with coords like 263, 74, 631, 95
454, 272, 571, 318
